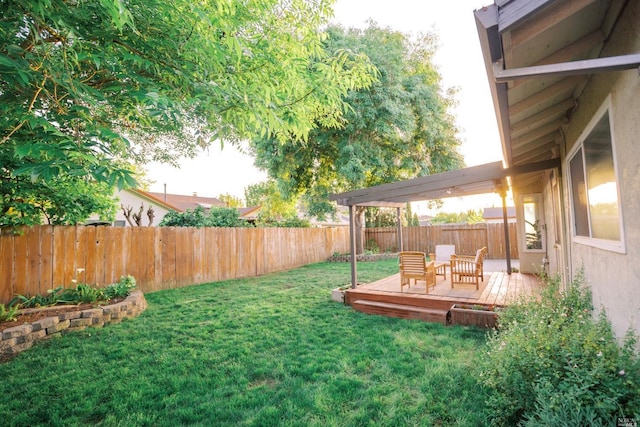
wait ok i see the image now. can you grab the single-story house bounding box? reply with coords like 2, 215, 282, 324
90, 189, 259, 226
331, 0, 640, 339
483, 206, 516, 223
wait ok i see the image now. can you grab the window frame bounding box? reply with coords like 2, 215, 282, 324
566, 97, 626, 253
520, 193, 546, 253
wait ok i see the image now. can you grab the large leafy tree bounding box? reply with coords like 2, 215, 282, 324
0, 0, 375, 225
251, 24, 465, 251
245, 180, 299, 222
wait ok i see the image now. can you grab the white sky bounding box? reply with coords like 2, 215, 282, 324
145, 0, 504, 211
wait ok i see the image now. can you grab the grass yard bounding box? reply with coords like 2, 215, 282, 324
0, 260, 490, 426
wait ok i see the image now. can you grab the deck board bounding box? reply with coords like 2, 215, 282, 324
346, 265, 543, 316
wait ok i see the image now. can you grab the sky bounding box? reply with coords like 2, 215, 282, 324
144, 0, 504, 210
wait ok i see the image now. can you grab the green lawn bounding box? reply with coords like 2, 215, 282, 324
0, 260, 490, 426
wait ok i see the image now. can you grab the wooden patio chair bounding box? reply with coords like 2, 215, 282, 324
450, 247, 487, 289
399, 251, 436, 293
428, 244, 455, 279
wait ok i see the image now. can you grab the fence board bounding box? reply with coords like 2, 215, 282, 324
40, 226, 53, 293
161, 227, 176, 289
84, 226, 97, 286
0, 233, 13, 302
14, 228, 28, 297
27, 227, 41, 295
74, 226, 88, 284
204, 227, 218, 283
94, 226, 106, 286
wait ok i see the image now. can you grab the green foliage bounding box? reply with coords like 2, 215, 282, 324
208, 207, 244, 227
480, 271, 640, 426
365, 204, 420, 228
0, 304, 19, 322
217, 193, 243, 209
1, 0, 375, 225
405, 203, 420, 226
159, 207, 209, 227
251, 23, 464, 220
245, 180, 300, 223
103, 275, 137, 300
10, 285, 66, 308
159, 206, 245, 227
365, 238, 380, 254
430, 209, 483, 224
62, 283, 104, 304
365, 207, 398, 228
0, 168, 119, 226
8, 276, 136, 311
256, 217, 310, 228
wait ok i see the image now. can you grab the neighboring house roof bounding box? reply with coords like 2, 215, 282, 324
141, 191, 226, 212
482, 207, 515, 221
122, 189, 177, 212
238, 206, 261, 220
418, 215, 433, 226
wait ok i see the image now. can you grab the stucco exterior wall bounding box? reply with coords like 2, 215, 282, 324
560, 1, 640, 338
115, 190, 173, 226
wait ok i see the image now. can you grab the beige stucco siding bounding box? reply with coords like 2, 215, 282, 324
115, 190, 173, 226
560, 1, 640, 338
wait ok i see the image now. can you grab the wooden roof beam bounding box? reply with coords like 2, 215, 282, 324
510, 99, 574, 138
495, 53, 640, 83
511, 124, 562, 149
507, 0, 598, 46
508, 76, 583, 118
511, 30, 605, 89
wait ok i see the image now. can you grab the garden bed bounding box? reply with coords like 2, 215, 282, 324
327, 252, 399, 263
0, 290, 147, 361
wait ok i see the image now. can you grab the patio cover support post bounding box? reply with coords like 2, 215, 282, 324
349, 205, 358, 289
396, 207, 403, 252
501, 191, 512, 274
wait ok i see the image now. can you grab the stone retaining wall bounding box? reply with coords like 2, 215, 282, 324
0, 290, 147, 359
327, 253, 399, 263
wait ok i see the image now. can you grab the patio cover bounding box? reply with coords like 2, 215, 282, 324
329, 158, 560, 288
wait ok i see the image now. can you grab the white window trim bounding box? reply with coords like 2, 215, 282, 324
566, 96, 626, 254
520, 193, 546, 253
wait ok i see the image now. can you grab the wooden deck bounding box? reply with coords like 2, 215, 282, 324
344, 264, 543, 324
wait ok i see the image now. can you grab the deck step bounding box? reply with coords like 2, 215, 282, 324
351, 300, 448, 323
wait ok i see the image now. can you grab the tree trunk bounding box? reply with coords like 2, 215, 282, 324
354, 206, 366, 254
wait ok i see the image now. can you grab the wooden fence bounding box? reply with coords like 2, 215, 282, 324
365, 223, 519, 259
0, 225, 350, 305
0, 223, 519, 305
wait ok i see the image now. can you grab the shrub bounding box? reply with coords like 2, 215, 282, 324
104, 275, 137, 299
159, 206, 247, 227
10, 285, 66, 308
365, 238, 379, 254
479, 270, 640, 426
8, 276, 136, 310
0, 304, 19, 322
256, 217, 311, 228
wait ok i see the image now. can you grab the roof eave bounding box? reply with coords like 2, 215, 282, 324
474, 5, 514, 167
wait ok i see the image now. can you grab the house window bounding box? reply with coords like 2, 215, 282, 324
522, 194, 544, 252
567, 103, 624, 252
